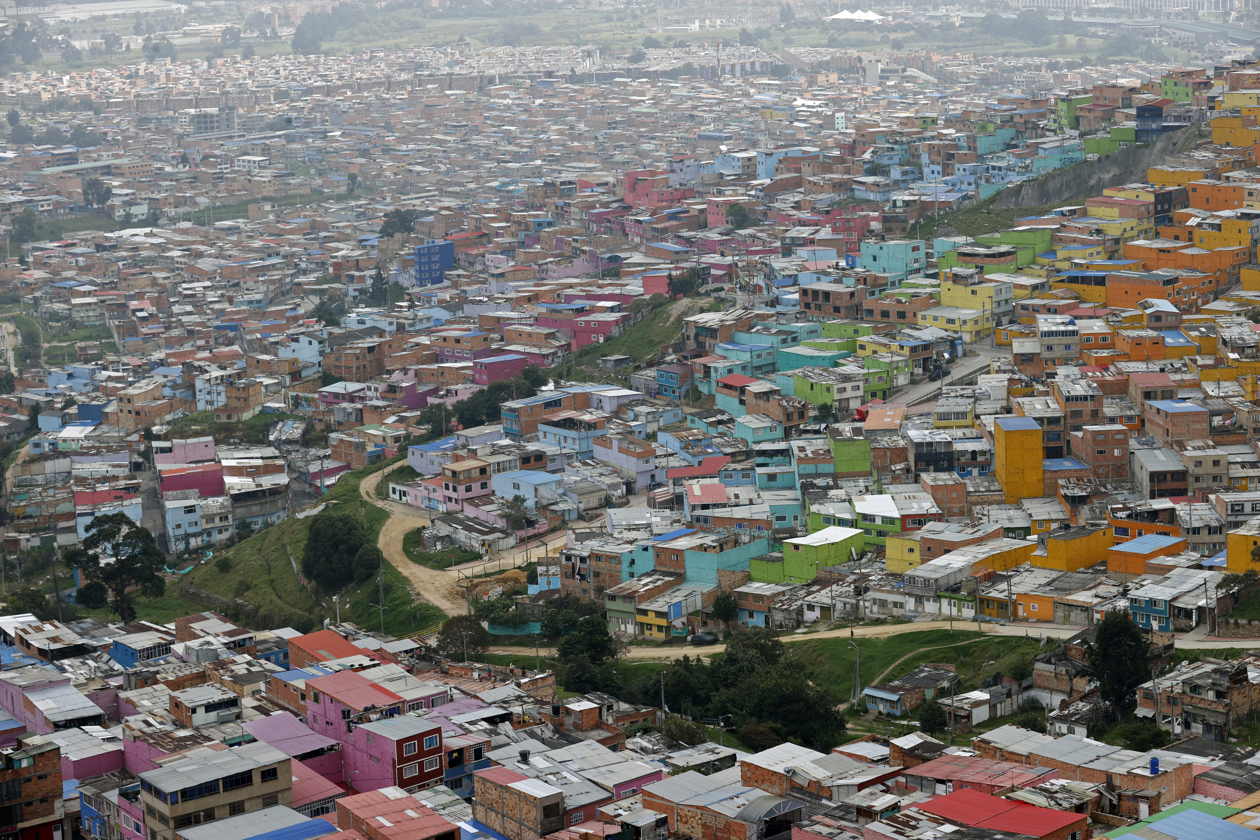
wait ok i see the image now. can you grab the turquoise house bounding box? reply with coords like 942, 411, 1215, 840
735, 415, 783, 445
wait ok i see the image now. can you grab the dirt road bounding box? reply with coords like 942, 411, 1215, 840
359, 462, 467, 616
487, 618, 1258, 660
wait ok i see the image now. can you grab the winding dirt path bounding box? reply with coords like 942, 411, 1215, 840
359, 462, 467, 617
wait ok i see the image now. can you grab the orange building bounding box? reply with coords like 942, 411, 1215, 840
1105, 269, 1214, 313
1187, 179, 1246, 211
1107, 534, 1188, 578
1114, 329, 1166, 361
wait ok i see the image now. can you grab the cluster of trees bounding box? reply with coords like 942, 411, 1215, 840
82, 177, 112, 208
379, 209, 418, 239
63, 513, 166, 623
292, 4, 366, 54
300, 505, 384, 590
554, 623, 847, 751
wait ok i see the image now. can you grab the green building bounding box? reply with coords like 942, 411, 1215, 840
827, 424, 872, 477
820, 321, 880, 340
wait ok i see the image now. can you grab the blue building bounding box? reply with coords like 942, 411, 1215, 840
410, 239, 455, 288
109, 630, 173, 669
859, 239, 927, 285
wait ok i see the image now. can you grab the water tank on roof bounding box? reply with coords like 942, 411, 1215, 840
1150, 756, 1160, 775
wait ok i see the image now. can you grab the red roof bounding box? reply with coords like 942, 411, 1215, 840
291, 629, 364, 662
717, 374, 758, 387
667, 455, 731, 480
476, 766, 530, 786
913, 789, 1084, 839
305, 670, 403, 711
686, 482, 728, 505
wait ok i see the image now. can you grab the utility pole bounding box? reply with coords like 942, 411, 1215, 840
849, 640, 861, 704
375, 562, 386, 633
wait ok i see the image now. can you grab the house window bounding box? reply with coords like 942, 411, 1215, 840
404, 741, 418, 756
402, 764, 418, 779
424, 735, 440, 750
424, 757, 440, 771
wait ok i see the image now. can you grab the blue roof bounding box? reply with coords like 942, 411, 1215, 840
656, 527, 699, 541
651, 242, 692, 252
1157, 331, 1194, 346
1043, 457, 1088, 471
463, 820, 515, 840
411, 436, 457, 454
1109, 808, 1257, 840
272, 666, 332, 683
246, 819, 338, 840
995, 416, 1041, 431
1148, 400, 1205, 414
477, 354, 526, 364
1115, 534, 1186, 554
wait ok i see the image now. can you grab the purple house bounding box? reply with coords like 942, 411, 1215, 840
379, 372, 426, 409
242, 711, 343, 784
472, 354, 528, 386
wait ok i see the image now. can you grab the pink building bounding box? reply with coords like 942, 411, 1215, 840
623, 169, 695, 209
346, 716, 444, 794
157, 462, 225, 497
304, 671, 403, 746
120, 719, 214, 775
472, 354, 529, 386
153, 436, 216, 465
292, 757, 346, 819
0, 666, 105, 733
242, 711, 344, 785
46, 726, 124, 781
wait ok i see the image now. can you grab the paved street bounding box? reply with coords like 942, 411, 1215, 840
893, 343, 1011, 407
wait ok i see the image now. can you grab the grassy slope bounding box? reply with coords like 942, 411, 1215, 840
178, 455, 444, 634
169, 410, 303, 446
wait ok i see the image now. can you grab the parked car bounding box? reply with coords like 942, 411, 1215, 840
928, 368, 946, 381
689, 633, 717, 646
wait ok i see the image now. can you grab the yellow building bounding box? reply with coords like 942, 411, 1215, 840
1188, 217, 1252, 250
995, 323, 1035, 347
1013, 592, 1057, 621
1034, 526, 1112, 572
1051, 273, 1109, 304
1095, 216, 1155, 243
939, 278, 1010, 319
1148, 165, 1217, 186
885, 532, 923, 574
1240, 264, 1260, 292
917, 305, 992, 343
1211, 115, 1260, 148
1226, 518, 1260, 573
994, 416, 1044, 503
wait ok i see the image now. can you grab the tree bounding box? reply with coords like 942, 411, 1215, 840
378, 208, 417, 239
73, 513, 166, 623
780, 2, 796, 22
234, 519, 255, 543
660, 716, 706, 746
83, 177, 111, 208
5, 108, 19, 128
1116, 721, 1172, 751
301, 507, 369, 590
642, 35, 662, 48
725, 202, 749, 228
352, 544, 383, 584
241, 44, 255, 60
368, 265, 388, 306
919, 701, 947, 736
435, 615, 491, 660
75, 580, 107, 609
8, 124, 31, 145
627, 48, 646, 64
668, 267, 703, 297
815, 402, 835, 423
4, 587, 53, 620
9, 208, 36, 245
1085, 609, 1151, 722
711, 591, 737, 636
347, 172, 358, 193
501, 494, 531, 531
102, 31, 122, 53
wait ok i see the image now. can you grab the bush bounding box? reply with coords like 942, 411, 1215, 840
738, 722, 784, 751
214, 556, 232, 574
76, 581, 107, 609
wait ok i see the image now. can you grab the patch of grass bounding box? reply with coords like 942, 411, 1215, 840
1226, 588, 1260, 620
76, 590, 205, 626
179, 455, 406, 632
389, 465, 421, 484
793, 630, 1041, 698
344, 561, 446, 637
169, 410, 302, 446
36, 215, 115, 239
47, 326, 112, 343
404, 532, 478, 570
